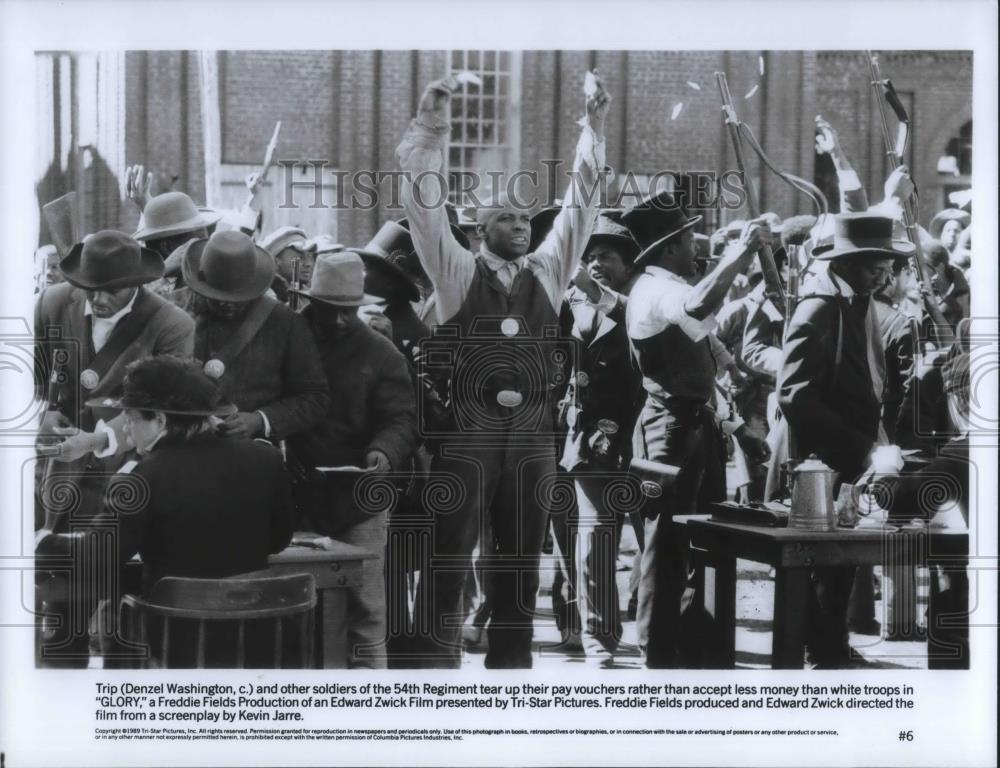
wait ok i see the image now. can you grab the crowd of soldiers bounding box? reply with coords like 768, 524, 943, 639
33, 73, 973, 670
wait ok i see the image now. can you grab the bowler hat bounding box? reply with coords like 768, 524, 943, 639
60, 230, 163, 290
181, 230, 276, 302
132, 191, 223, 242
289, 250, 381, 307
621, 191, 702, 268
86, 355, 235, 417
584, 211, 640, 262
813, 213, 916, 261
928, 208, 971, 240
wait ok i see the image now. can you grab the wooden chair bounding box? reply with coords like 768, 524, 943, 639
120, 574, 316, 668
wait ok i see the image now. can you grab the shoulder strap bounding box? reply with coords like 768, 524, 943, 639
86, 289, 163, 381
210, 296, 279, 368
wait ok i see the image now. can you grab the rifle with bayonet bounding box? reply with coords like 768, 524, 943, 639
866, 52, 954, 347
715, 72, 787, 319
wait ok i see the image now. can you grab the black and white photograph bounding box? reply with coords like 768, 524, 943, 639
1, 1, 997, 766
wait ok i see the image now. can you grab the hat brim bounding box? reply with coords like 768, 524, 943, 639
584, 232, 640, 261
814, 240, 916, 261
133, 209, 224, 242
929, 210, 971, 240
60, 242, 165, 290
356, 250, 421, 303
286, 288, 383, 308
632, 216, 703, 268
181, 238, 276, 303
86, 395, 237, 418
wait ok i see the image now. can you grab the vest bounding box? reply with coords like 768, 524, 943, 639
631, 324, 717, 405
426, 257, 564, 430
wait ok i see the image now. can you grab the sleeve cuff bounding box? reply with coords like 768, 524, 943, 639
720, 415, 745, 437
256, 410, 272, 438
93, 419, 117, 458
397, 117, 450, 157
670, 307, 718, 343
575, 124, 606, 173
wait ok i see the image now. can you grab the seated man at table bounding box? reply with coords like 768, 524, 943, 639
36, 356, 294, 664
288, 251, 418, 669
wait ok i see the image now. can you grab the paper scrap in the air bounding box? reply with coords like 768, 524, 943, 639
455, 71, 482, 87
759, 56, 765, 75
744, 84, 759, 100
584, 70, 599, 97
671, 102, 684, 120
687, 81, 701, 90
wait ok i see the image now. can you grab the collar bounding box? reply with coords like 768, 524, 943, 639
480, 245, 524, 272
644, 265, 689, 285
84, 288, 139, 323
829, 271, 856, 298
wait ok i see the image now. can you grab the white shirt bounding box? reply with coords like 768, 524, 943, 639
626, 266, 718, 342
84, 289, 138, 352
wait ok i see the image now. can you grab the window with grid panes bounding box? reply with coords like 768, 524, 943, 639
447, 50, 520, 207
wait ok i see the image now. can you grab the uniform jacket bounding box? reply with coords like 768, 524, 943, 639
874, 296, 914, 442
191, 295, 330, 440
291, 310, 417, 473
38, 431, 293, 595
777, 269, 884, 480
559, 288, 643, 471
35, 284, 195, 429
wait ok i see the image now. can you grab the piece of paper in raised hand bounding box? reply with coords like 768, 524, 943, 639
759, 55, 765, 75
671, 102, 684, 120
584, 70, 599, 97
744, 84, 759, 100
687, 81, 701, 90
455, 71, 482, 87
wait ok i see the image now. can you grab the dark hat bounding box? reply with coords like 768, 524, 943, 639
181, 230, 276, 302
584, 211, 640, 263
133, 191, 222, 242
780, 214, 818, 250
355, 247, 421, 304
529, 205, 561, 253
60, 230, 163, 290
929, 208, 971, 240
289, 250, 381, 307
86, 355, 235, 417
813, 213, 916, 261
620, 191, 702, 268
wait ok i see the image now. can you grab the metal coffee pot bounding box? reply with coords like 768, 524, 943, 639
788, 456, 839, 531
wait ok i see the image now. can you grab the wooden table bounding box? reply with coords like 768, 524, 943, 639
677, 516, 970, 669
250, 537, 375, 669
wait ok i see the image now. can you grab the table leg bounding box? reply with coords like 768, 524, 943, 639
713, 557, 736, 668
321, 589, 349, 669
772, 567, 809, 669
926, 563, 969, 670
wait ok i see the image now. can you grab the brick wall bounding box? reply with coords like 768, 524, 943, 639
116, 49, 972, 243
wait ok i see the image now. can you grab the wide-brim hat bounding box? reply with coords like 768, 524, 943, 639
621, 191, 702, 268
584, 210, 640, 261
813, 213, 917, 261
355, 248, 421, 304
86, 394, 236, 417
133, 191, 223, 242
288, 250, 382, 307
181, 230, 276, 302
60, 230, 163, 290
258, 226, 309, 258
928, 208, 971, 240
85, 355, 236, 417
529, 205, 562, 253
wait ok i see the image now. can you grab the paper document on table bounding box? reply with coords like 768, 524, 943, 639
315, 465, 371, 474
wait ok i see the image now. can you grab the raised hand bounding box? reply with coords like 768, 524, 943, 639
124, 164, 154, 212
